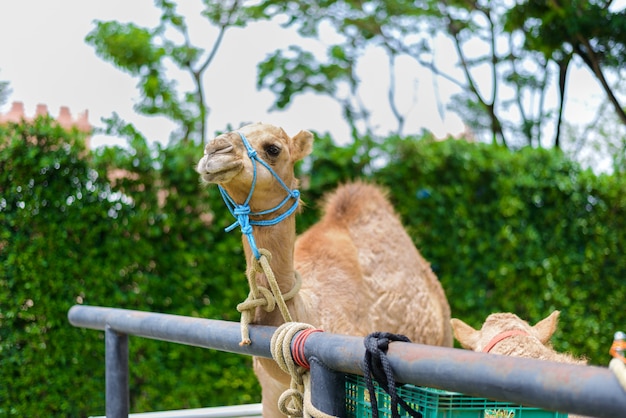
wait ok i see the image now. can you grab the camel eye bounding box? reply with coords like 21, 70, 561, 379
264, 143, 282, 158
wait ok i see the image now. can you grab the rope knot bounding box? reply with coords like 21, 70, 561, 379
234, 205, 251, 216
236, 215, 253, 236
236, 287, 276, 313
363, 332, 422, 418
240, 224, 253, 236
252, 249, 272, 271
237, 249, 302, 346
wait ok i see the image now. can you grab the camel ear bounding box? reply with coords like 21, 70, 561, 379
451, 318, 480, 350
290, 130, 314, 162
533, 310, 560, 344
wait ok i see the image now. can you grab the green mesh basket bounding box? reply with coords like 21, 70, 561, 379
345, 375, 568, 418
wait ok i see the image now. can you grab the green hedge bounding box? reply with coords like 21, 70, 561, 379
0, 118, 255, 417
376, 135, 626, 362
2, 120, 625, 416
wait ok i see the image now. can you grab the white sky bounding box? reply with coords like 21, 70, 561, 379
0, 0, 466, 148
0, 0, 623, 149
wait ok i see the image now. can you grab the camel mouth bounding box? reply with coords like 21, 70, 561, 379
209, 143, 234, 156
197, 139, 243, 183
197, 157, 243, 184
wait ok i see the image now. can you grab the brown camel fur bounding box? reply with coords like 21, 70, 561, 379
451, 311, 586, 365
197, 122, 452, 417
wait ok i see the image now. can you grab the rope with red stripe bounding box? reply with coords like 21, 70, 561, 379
270, 322, 329, 418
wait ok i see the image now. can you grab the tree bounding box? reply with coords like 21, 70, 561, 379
86, 0, 267, 145
561, 95, 626, 173
433, 0, 557, 148
505, 0, 626, 127
256, 0, 561, 148
258, 44, 379, 140
257, 0, 432, 142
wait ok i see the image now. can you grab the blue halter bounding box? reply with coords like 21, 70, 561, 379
218, 132, 300, 260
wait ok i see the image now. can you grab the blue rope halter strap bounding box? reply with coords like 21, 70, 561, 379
218, 132, 300, 260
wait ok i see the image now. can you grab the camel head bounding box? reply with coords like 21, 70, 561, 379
196, 123, 313, 211
450, 310, 560, 351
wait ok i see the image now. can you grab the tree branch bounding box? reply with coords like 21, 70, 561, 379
386, 50, 405, 136
574, 35, 626, 125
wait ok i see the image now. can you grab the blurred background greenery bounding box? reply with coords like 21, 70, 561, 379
2, 0, 626, 416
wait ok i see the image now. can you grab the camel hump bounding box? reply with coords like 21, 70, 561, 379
321, 181, 396, 224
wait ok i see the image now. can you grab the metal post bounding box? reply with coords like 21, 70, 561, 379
105, 325, 129, 418
308, 357, 347, 417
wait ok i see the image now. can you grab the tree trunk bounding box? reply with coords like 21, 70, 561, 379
554, 56, 571, 149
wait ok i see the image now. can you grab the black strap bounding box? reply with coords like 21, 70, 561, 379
363, 332, 423, 418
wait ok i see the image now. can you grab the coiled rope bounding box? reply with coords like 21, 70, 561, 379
271, 322, 335, 418
237, 248, 302, 345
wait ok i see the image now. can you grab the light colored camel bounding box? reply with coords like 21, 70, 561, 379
452, 311, 588, 418
197, 122, 452, 417
451, 311, 586, 364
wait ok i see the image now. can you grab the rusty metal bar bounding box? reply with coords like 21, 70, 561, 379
69, 305, 626, 417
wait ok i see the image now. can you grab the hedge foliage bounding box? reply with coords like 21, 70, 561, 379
1, 119, 625, 416
376, 136, 626, 360
1, 118, 254, 417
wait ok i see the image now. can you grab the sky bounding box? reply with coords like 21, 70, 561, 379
0, 1, 623, 151
0, 0, 468, 149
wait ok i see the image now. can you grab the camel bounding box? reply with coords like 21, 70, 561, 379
451, 311, 586, 364
196, 122, 452, 417
452, 311, 589, 418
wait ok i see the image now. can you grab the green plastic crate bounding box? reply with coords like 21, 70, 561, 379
345, 375, 568, 418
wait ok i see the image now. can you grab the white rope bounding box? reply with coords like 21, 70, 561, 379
271, 322, 310, 417
237, 249, 301, 345
235, 250, 336, 416
270, 322, 338, 418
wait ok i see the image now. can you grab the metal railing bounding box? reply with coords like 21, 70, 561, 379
68, 305, 626, 418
